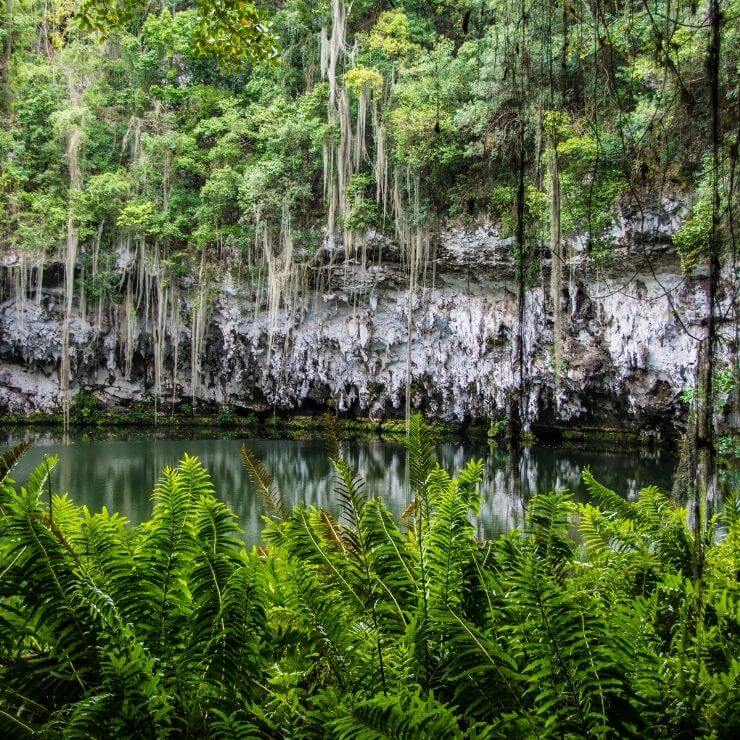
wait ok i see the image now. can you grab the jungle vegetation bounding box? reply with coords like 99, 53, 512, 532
0, 418, 738, 737
0, 6, 737, 733
0, 2, 736, 454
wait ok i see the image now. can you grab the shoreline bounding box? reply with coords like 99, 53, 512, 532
3, 401, 678, 454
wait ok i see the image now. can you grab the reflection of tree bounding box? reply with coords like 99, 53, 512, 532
3, 430, 677, 544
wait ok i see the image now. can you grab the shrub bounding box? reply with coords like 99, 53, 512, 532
0, 417, 737, 737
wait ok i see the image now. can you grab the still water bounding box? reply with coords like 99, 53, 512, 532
2, 429, 677, 543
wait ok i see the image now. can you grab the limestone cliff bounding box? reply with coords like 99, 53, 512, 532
0, 199, 729, 433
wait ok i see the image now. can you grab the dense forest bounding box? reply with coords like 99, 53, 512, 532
0, 1, 738, 737
1, 0, 737, 523
0, 1, 736, 411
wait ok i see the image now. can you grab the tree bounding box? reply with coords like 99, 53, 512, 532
77, 0, 277, 68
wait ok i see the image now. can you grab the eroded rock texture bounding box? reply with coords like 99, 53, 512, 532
0, 201, 731, 432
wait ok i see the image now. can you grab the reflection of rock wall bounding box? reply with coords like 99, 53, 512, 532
4, 429, 675, 544
0, 202, 731, 431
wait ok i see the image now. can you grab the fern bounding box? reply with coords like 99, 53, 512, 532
333, 690, 464, 739
240, 445, 289, 520
330, 455, 388, 691
404, 413, 438, 501
136, 466, 195, 651
1, 461, 93, 687
0, 442, 30, 484
286, 557, 367, 691
582, 467, 638, 519
426, 460, 483, 616
0, 426, 736, 738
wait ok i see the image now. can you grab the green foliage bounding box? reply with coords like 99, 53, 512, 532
71, 392, 105, 427
366, 10, 420, 60
216, 403, 236, 425
72, 171, 132, 232
554, 128, 623, 243
343, 67, 383, 97
116, 200, 160, 235
0, 441, 30, 483
2, 0, 733, 298
1, 417, 738, 737
77, 0, 277, 69
344, 173, 378, 232
675, 189, 713, 271
680, 363, 737, 408
240, 444, 290, 521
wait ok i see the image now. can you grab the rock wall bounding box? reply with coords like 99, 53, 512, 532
0, 202, 729, 432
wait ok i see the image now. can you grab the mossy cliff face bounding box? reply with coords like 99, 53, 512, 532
0, 201, 731, 432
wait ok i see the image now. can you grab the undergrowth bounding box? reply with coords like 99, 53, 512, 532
0, 417, 737, 738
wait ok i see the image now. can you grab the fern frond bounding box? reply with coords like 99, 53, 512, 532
280, 557, 366, 691
62, 581, 173, 738
320, 510, 346, 553
435, 608, 528, 724
0, 465, 96, 703
721, 489, 740, 531
424, 461, 484, 641
636, 486, 693, 574
333, 690, 464, 739
240, 445, 289, 520
332, 456, 367, 539
525, 491, 575, 569
0, 442, 30, 483
76, 508, 147, 626
178, 452, 216, 499
635, 485, 672, 530
582, 467, 637, 521
578, 504, 616, 559
194, 555, 268, 700
360, 498, 415, 625
404, 413, 437, 499
423, 465, 453, 515
209, 709, 262, 739
322, 411, 341, 462
23, 455, 58, 502
135, 465, 196, 651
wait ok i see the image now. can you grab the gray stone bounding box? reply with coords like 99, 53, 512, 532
0, 203, 732, 432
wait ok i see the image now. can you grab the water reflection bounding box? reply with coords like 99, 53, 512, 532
2, 429, 677, 544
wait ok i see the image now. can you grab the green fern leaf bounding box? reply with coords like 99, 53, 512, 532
240, 445, 289, 520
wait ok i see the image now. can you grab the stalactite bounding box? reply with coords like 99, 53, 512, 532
372, 101, 389, 221
513, 116, 528, 437
387, 169, 431, 427
264, 204, 295, 363
34, 262, 43, 305
353, 87, 368, 171
337, 88, 353, 239
392, 172, 404, 267
122, 115, 144, 167
122, 284, 136, 379
91, 222, 104, 336
322, 140, 330, 200
12, 257, 29, 334
60, 107, 82, 431
326, 0, 345, 114
135, 237, 147, 310
148, 243, 167, 424
169, 285, 181, 411
190, 250, 208, 410
324, 0, 348, 251
320, 26, 329, 80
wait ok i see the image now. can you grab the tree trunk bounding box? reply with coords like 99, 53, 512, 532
690, 0, 722, 580
548, 128, 562, 390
